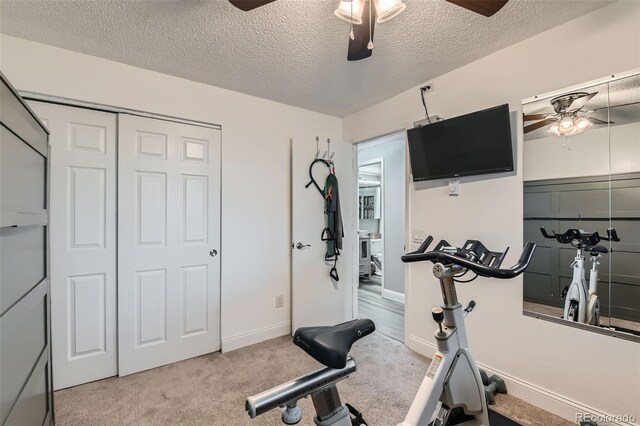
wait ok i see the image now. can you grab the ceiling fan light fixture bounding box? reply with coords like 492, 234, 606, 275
548, 119, 592, 137
374, 0, 406, 23
558, 115, 575, 134
558, 125, 575, 135
547, 123, 561, 137
335, 0, 365, 24
575, 116, 593, 132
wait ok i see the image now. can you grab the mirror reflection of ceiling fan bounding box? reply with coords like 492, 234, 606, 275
523, 92, 612, 136
228, 0, 509, 61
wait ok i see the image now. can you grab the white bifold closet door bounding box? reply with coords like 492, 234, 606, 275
28, 102, 118, 390
117, 114, 221, 376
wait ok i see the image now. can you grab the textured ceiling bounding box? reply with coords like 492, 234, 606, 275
0, 0, 612, 116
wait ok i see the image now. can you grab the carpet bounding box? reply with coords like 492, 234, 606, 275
54, 332, 573, 426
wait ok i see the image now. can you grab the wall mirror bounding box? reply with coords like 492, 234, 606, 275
522, 71, 640, 342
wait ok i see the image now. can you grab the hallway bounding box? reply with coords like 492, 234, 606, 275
358, 282, 404, 343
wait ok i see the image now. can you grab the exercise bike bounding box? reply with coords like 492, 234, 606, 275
246, 237, 536, 426
539, 227, 620, 326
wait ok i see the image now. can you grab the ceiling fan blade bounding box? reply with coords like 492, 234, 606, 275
523, 113, 549, 121
445, 0, 509, 17
348, 0, 376, 61
567, 92, 597, 112
523, 119, 555, 134
588, 117, 614, 125
228, 0, 276, 12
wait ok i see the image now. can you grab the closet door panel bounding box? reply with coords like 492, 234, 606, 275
118, 114, 221, 376
28, 101, 117, 390
4, 350, 50, 426
0, 125, 45, 209
1, 75, 52, 426
0, 125, 46, 227
0, 282, 47, 423
68, 166, 106, 249
0, 226, 46, 315
0, 79, 48, 156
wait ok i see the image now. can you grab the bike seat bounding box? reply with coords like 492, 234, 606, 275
293, 319, 375, 369
587, 245, 608, 254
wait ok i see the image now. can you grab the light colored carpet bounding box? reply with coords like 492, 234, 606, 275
54, 332, 573, 426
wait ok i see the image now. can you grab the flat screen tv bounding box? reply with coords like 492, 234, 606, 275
407, 104, 513, 182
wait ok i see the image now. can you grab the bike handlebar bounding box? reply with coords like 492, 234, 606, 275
606, 228, 620, 242
401, 238, 536, 279
412, 235, 434, 255
539, 227, 557, 240
540, 227, 620, 246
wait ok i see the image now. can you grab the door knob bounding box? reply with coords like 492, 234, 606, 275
295, 242, 311, 250
210, 249, 218, 257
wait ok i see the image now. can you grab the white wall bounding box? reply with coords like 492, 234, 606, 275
343, 1, 640, 423
0, 34, 342, 352
524, 122, 640, 181
359, 136, 406, 296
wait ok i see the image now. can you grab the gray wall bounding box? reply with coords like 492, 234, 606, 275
523, 173, 640, 322
359, 137, 406, 295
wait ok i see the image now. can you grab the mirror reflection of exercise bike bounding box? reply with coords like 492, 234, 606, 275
246, 237, 536, 426
540, 227, 620, 326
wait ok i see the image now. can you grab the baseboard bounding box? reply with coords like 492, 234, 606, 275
406, 335, 637, 426
222, 321, 291, 353
382, 288, 405, 304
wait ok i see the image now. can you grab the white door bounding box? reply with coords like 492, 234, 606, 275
291, 139, 356, 330
29, 102, 118, 389
118, 114, 221, 376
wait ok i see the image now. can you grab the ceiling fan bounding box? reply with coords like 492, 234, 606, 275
523, 92, 612, 136
228, 0, 509, 61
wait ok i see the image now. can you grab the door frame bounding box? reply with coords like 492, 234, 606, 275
20, 92, 224, 366
20, 91, 221, 131
352, 131, 410, 328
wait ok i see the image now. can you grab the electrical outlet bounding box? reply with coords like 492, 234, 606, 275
413, 229, 427, 243
276, 295, 284, 308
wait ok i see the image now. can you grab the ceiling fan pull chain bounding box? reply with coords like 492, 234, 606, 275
367, 0, 374, 49
349, 0, 355, 40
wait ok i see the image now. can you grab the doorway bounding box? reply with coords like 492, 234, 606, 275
356, 133, 406, 342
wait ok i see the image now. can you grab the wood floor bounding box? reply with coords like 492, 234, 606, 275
358, 281, 405, 343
